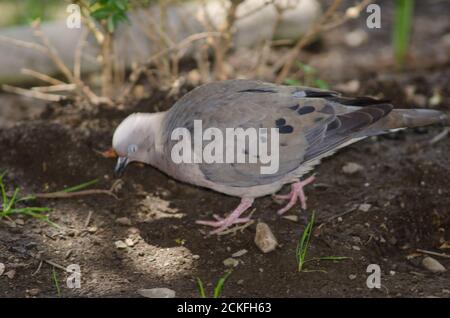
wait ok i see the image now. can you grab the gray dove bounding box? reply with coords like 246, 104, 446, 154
112, 80, 448, 234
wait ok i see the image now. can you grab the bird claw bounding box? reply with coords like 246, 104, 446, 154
196, 198, 254, 235
276, 175, 315, 215
196, 217, 252, 234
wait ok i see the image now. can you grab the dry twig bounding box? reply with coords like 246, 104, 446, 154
275, 0, 372, 83
2, 84, 65, 102
21, 68, 65, 85
33, 180, 122, 200
417, 249, 450, 259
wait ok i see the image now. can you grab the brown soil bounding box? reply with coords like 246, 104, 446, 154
0, 0, 449, 297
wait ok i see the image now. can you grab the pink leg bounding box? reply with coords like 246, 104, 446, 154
196, 198, 254, 235
275, 175, 315, 215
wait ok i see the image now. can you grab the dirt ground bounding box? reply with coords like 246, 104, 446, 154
0, 0, 449, 297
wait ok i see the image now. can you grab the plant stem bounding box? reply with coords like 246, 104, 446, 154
393, 0, 414, 69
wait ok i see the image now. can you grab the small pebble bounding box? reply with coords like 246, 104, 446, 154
282, 215, 298, 222
231, 249, 248, 258
422, 257, 446, 273
125, 238, 135, 247
87, 226, 97, 233
237, 279, 244, 285
137, 288, 176, 298
192, 255, 200, 260
114, 240, 127, 249
358, 203, 372, 212
349, 274, 357, 280
0, 263, 5, 276
254, 222, 278, 253
352, 245, 361, 251
27, 288, 40, 296
342, 162, 364, 174
115, 217, 132, 226
223, 258, 239, 267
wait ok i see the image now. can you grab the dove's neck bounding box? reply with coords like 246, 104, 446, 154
138, 111, 168, 166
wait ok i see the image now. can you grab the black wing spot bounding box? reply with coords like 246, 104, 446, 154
328, 96, 390, 106
238, 88, 277, 93
278, 125, 294, 134
298, 106, 315, 115
304, 90, 338, 97
275, 118, 286, 126
275, 118, 293, 133
288, 104, 299, 111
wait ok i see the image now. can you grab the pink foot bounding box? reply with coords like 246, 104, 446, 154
196, 198, 254, 235
275, 175, 315, 215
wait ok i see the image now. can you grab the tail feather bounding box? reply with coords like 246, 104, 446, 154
368, 108, 448, 132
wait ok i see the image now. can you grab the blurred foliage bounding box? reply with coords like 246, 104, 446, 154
285, 62, 329, 89
0, 0, 154, 28
393, 0, 415, 69
89, 0, 131, 32
0, 0, 62, 27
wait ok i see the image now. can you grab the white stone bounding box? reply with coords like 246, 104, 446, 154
254, 222, 278, 253
422, 257, 446, 273
138, 288, 176, 298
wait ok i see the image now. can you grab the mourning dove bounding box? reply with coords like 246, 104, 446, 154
112, 80, 448, 234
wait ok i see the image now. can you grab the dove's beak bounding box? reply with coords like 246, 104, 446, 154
114, 156, 129, 178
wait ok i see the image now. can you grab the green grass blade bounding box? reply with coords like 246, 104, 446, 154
213, 271, 232, 298
5, 188, 20, 212
15, 209, 59, 228
296, 211, 316, 272
16, 195, 37, 202
393, 0, 414, 69
12, 207, 51, 213
196, 277, 206, 298
52, 267, 61, 298
61, 179, 99, 193
0, 176, 8, 208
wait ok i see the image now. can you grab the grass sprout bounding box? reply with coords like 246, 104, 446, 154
285, 62, 330, 89
0, 172, 56, 227
393, 0, 415, 69
52, 266, 61, 298
1, 172, 99, 227
61, 179, 99, 193
196, 270, 232, 298
296, 211, 350, 272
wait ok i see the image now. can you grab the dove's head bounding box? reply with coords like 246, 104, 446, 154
112, 113, 156, 177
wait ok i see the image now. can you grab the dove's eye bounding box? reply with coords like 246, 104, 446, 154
128, 144, 138, 154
